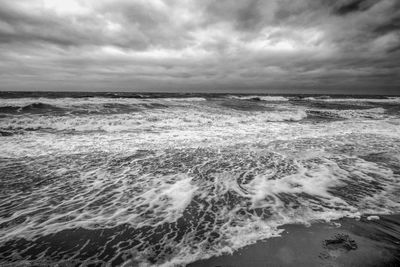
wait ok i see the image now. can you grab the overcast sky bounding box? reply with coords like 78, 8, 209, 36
0, 0, 399, 94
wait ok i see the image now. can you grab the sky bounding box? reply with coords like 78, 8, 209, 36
0, 0, 399, 94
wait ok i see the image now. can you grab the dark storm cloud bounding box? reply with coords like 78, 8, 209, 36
0, 3, 93, 46
333, 0, 376, 16
0, 0, 399, 93
0, 2, 152, 49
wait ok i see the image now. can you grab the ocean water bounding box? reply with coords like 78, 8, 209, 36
0, 92, 400, 266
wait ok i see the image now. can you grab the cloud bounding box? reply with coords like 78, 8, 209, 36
0, 0, 399, 93
332, 0, 376, 16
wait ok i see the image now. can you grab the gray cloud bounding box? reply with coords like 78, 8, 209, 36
0, 0, 399, 94
332, 0, 377, 16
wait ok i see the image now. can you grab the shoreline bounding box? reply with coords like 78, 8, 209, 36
189, 214, 400, 267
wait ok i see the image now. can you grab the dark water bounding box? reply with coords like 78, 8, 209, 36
0, 93, 400, 266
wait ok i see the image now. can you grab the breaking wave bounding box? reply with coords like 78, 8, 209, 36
0, 102, 63, 114
228, 95, 289, 101
0, 99, 308, 135
0, 98, 170, 115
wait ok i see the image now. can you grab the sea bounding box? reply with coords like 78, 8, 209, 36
0, 92, 399, 266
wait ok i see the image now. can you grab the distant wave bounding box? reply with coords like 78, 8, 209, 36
302, 96, 328, 101
0, 97, 208, 114
304, 96, 400, 103
228, 95, 289, 101
0, 98, 170, 115
306, 107, 388, 121
163, 97, 206, 102
0, 102, 64, 114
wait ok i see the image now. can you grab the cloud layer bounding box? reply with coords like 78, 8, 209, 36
0, 0, 399, 93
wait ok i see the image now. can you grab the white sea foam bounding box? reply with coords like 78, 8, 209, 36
135, 175, 198, 225
1, 141, 399, 266
2, 113, 400, 159
3, 144, 399, 265
0, 172, 198, 242
259, 96, 290, 101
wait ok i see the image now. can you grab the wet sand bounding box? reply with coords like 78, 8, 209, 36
189, 215, 400, 267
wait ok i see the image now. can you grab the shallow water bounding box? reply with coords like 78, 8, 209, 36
0, 93, 400, 266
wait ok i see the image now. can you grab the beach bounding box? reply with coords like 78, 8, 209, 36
190, 214, 400, 267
